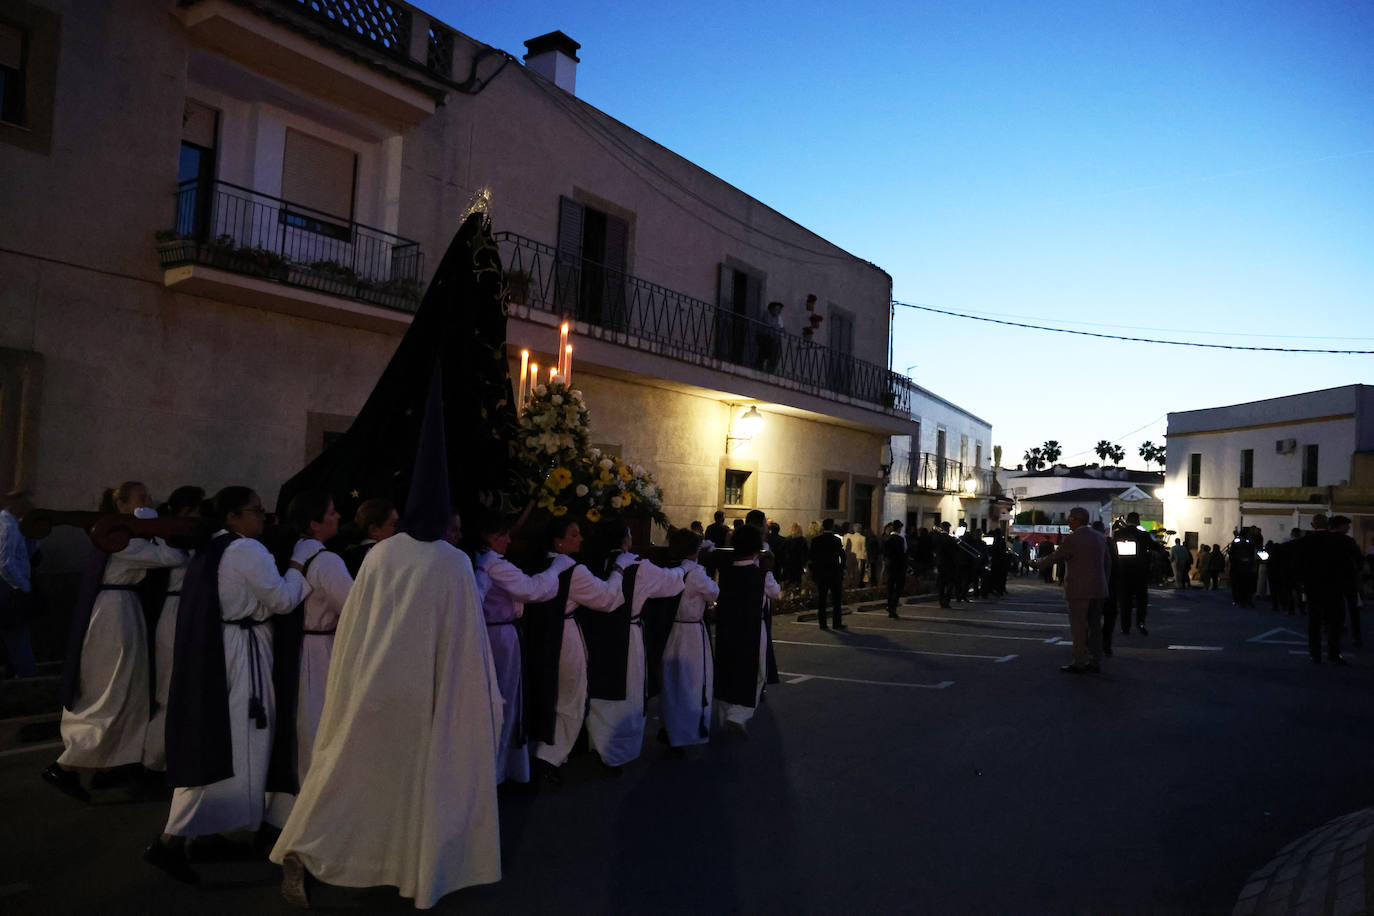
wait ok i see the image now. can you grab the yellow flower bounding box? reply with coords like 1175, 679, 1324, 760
551, 505, 568, 517
618, 465, 633, 482
585, 508, 602, 523
537, 492, 556, 510
547, 467, 573, 491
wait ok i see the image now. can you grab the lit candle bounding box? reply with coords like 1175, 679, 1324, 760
529, 363, 538, 397
558, 322, 569, 378
549, 365, 557, 383
564, 344, 573, 384
518, 349, 529, 407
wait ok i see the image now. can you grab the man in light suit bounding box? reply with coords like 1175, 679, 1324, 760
1035, 507, 1112, 674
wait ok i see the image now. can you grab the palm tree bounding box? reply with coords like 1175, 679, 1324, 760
1108, 444, 1126, 465
1094, 440, 1113, 463
1139, 441, 1166, 470
1022, 447, 1045, 471
1041, 440, 1062, 464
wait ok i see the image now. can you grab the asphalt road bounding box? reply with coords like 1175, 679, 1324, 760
2, 580, 1371, 915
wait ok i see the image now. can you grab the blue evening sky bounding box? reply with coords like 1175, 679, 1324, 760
431, 0, 1374, 469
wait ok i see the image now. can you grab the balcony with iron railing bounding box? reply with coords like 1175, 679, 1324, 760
156, 179, 424, 314
495, 231, 916, 415
890, 451, 994, 495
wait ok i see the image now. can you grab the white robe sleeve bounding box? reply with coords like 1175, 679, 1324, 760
118, 538, 187, 569
629, 561, 686, 615
763, 571, 781, 600
568, 563, 623, 612
685, 564, 720, 604
489, 553, 574, 604
309, 551, 353, 631
238, 539, 311, 614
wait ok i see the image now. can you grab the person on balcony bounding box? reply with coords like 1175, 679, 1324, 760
756, 300, 785, 372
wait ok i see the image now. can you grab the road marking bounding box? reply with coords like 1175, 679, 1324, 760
0, 740, 62, 759
779, 670, 955, 689
906, 601, 1066, 617
772, 638, 1010, 661
995, 654, 1018, 663
886, 614, 1067, 629
791, 621, 1060, 643
1248, 627, 1308, 646
1167, 645, 1224, 651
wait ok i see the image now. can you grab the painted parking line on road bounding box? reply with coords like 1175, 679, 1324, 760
905, 601, 1066, 617
773, 638, 1016, 663
1248, 627, 1308, 646
780, 671, 955, 689
1167, 645, 1225, 651
893, 613, 1067, 629
786, 620, 1057, 644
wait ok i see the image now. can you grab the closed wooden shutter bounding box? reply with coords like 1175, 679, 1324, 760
182, 100, 218, 149
281, 128, 355, 220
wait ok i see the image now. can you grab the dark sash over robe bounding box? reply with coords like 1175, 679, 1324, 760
521, 563, 575, 746
714, 564, 767, 708
165, 532, 240, 788
641, 588, 681, 700
578, 564, 639, 702
57, 548, 114, 711
265, 549, 325, 794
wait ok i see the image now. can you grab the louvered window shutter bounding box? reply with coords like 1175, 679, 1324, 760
281, 128, 355, 220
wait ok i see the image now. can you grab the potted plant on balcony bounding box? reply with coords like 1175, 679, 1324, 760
503, 269, 533, 306
234, 244, 291, 281
306, 259, 361, 297
153, 229, 196, 267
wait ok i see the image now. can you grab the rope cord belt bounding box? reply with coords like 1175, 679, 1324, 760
224, 617, 270, 729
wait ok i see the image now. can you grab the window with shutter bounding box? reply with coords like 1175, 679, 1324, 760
556, 196, 630, 327
281, 128, 356, 237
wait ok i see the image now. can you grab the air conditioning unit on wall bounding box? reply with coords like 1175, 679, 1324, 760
1275, 438, 1297, 454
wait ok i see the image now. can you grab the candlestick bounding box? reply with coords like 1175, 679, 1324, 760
564, 344, 573, 384
549, 365, 557, 384
518, 349, 529, 407
529, 363, 538, 397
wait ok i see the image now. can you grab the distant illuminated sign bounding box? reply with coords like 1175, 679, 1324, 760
1117, 541, 1138, 557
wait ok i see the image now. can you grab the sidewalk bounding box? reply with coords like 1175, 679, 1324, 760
1234, 808, 1374, 916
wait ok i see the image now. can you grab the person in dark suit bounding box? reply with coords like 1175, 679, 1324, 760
1112, 512, 1163, 636
703, 511, 730, 550
935, 523, 960, 608
808, 518, 846, 630
1330, 515, 1363, 649
1296, 514, 1348, 664
882, 521, 908, 618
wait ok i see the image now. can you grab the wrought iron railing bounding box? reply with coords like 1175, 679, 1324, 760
158, 179, 424, 313
495, 231, 915, 413
891, 452, 993, 495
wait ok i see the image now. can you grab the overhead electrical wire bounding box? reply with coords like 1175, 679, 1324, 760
893, 300, 1374, 354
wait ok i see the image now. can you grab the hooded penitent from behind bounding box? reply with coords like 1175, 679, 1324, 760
270, 366, 504, 909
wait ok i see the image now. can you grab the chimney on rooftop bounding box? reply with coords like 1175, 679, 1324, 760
523, 30, 580, 94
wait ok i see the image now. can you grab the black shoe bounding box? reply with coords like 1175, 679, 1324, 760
1084, 663, 1101, 674
888, 611, 900, 619
144, 841, 200, 885
1060, 664, 1086, 674
1137, 626, 1149, 636
819, 623, 829, 630
42, 763, 90, 804
834, 623, 848, 630
280, 851, 311, 908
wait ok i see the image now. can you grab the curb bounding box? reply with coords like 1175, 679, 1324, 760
1234, 808, 1374, 916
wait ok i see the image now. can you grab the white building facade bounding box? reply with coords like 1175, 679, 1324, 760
883, 385, 995, 532
1164, 385, 1374, 551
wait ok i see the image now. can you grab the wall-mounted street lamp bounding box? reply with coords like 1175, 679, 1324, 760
961, 475, 978, 496
879, 443, 893, 480
726, 405, 764, 453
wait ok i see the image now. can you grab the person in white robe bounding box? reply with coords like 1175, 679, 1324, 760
529, 518, 625, 778
144, 487, 311, 884
144, 486, 207, 772
46, 482, 185, 800
265, 491, 352, 827
270, 531, 505, 908
473, 513, 574, 785
661, 528, 719, 751
584, 521, 684, 769
716, 525, 781, 733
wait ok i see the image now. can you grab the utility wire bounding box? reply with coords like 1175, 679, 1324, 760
893, 300, 1374, 354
